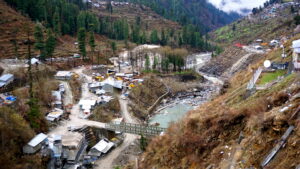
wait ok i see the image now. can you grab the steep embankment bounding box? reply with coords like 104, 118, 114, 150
139, 31, 300, 169
129, 76, 167, 120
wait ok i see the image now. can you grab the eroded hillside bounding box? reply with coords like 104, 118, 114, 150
138, 34, 300, 169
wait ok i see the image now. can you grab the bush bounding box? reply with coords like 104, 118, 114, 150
0, 106, 44, 169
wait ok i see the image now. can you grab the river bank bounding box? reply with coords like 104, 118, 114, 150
149, 52, 223, 128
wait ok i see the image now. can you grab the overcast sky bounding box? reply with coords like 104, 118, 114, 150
207, 0, 267, 15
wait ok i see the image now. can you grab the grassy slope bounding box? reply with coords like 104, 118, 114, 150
200, 5, 296, 77
139, 28, 300, 169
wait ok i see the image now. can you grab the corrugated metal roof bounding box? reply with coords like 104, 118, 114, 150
28, 133, 48, 147
0, 74, 13, 82
293, 39, 300, 50
92, 139, 114, 153
0, 82, 6, 88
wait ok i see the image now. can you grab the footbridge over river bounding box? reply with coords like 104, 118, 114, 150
78, 120, 166, 136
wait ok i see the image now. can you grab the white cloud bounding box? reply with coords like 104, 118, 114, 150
207, 0, 267, 15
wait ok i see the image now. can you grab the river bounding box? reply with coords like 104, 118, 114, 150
149, 52, 222, 128
149, 103, 193, 128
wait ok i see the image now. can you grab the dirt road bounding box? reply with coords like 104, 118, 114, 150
48, 70, 105, 136
48, 67, 104, 135
94, 97, 139, 169
48, 66, 140, 169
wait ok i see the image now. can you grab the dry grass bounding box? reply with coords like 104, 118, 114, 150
139, 36, 300, 168
90, 99, 121, 123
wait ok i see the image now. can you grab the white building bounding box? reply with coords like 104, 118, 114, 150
88, 139, 114, 157
46, 108, 64, 122
79, 99, 97, 115
55, 71, 73, 80
292, 39, 300, 70
101, 77, 123, 93
23, 133, 48, 154
52, 91, 63, 109
0, 74, 14, 88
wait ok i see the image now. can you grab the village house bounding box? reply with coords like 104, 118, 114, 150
52, 135, 63, 158
46, 108, 64, 122
52, 90, 63, 109
271, 62, 289, 70
292, 39, 300, 71
88, 138, 115, 158
0, 73, 14, 88
79, 99, 97, 115
101, 77, 123, 93
88, 82, 102, 93
55, 71, 73, 80
23, 133, 48, 154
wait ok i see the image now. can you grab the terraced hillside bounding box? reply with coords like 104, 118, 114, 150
91, 2, 181, 32
0, 0, 37, 58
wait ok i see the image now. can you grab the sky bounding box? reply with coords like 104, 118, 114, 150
207, 0, 267, 15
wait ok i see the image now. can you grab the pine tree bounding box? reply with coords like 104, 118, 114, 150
89, 31, 96, 53
145, 54, 150, 71
34, 23, 45, 60
131, 25, 140, 43
25, 25, 41, 129
160, 29, 167, 45
45, 29, 56, 63
140, 134, 147, 151
111, 41, 117, 54
153, 56, 158, 70
53, 7, 61, 35
78, 27, 87, 60
106, 1, 113, 14
89, 31, 96, 62
140, 31, 147, 44
150, 30, 159, 44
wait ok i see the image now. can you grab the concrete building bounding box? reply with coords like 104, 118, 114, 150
61, 133, 85, 164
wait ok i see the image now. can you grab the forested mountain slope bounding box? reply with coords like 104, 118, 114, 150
1, 0, 217, 59
115, 0, 240, 32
